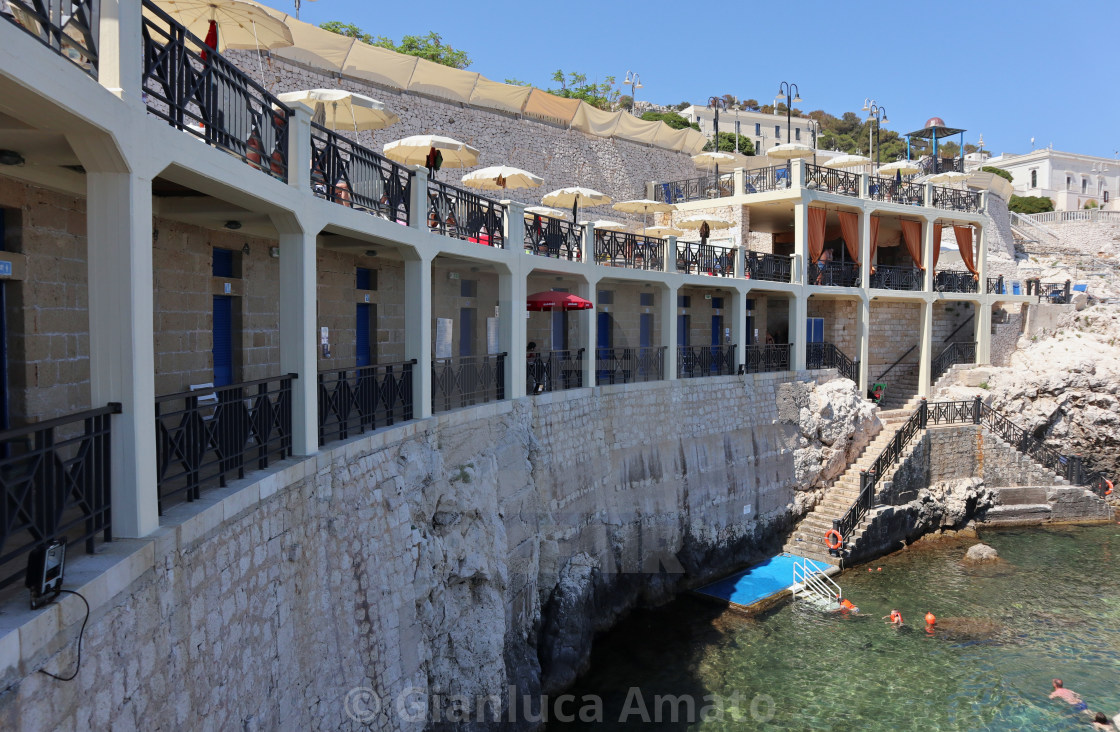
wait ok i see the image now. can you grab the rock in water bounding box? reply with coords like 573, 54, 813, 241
964, 543, 999, 562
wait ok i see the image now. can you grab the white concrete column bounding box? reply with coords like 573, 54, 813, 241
664, 235, 677, 273
582, 223, 595, 264
661, 284, 677, 380
579, 278, 599, 387
921, 216, 935, 292
734, 243, 746, 279
287, 106, 312, 190
97, 0, 144, 103
791, 293, 808, 371
857, 295, 871, 394
917, 299, 934, 396
791, 158, 805, 188
87, 171, 158, 538
859, 172, 870, 199
733, 167, 746, 196
504, 200, 526, 254
409, 166, 429, 231
975, 223, 987, 287
793, 202, 809, 286
274, 215, 318, 456
975, 300, 992, 366
405, 253, 433, 418
497, 264, 527, 398
729, 286, 747, 372
859, 208, 872, 290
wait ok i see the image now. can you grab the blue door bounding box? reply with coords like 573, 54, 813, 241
356, 303, 371, 366
711, 315, 723, 346
807, 317, 824, 343
459, 308, 475, 357
639, 313, 653, 350
551, 310, 567, 352
597, 312, 612, 351
212, 295, 233, 386
677, 314, 689, 347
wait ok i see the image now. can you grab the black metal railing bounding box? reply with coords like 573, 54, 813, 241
318, 361, 414, 447
744, 165, 792, 193
594, 230, 664, 270
812, 260, 860, 287
931, 186, 981, 213
527, 349, 585, 393
804, 163, 860, 197
0, 403, 118, 590
876, 345, 916, 381
806, 343, 859, 382
525, 215, 582, 260
676, 241, 736, 277
934, 270, 978, 293
870, 264, 923, 291
743, 343, 791, 373
426, 180, 506, 248
677, 344, 737, 378
154, 375, 294, 511
745, 251, 793, 282
1037, 281, 1072, 304
2, 0, 99, 76
432, 354, 506, 413
931, 341, 976, 383
867, 176, 925, 206
309, 123, 411, 225
986, 276, 1006, 295
595, 346, 666, 385
653, 174, 732, 203
141, 0, 289, 180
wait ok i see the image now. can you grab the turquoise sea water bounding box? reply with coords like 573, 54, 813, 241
549, 525, 1120, 731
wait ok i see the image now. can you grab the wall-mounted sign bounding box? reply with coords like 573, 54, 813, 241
0, 261, 11, 277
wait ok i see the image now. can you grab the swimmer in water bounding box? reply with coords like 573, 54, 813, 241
882, 609, 903, 626
1092, 712, 1115, 730
1049, 679, 1088, 712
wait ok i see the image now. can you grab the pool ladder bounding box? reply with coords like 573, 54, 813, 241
792, 556, 843, 609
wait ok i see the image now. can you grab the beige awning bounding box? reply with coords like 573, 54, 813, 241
268, 14, 352, 72
523, 89, 581, 125
613, 112, 661, 145
570, 104, 622, 137
469, 79, 533, 115
407, 58, 480, 104
341, 42, 417, 90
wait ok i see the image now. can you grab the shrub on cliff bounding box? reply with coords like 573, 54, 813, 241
982, 166, 1013, 182
1008, 195, 1055, 214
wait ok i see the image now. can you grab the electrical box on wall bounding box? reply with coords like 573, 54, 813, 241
448, 272, 460, 280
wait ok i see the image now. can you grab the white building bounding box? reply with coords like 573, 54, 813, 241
986, 148, 1118, 211
680, 105, 821, 157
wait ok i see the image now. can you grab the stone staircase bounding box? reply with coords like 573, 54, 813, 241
875, 364, 919, 411
783, 398, 923, 566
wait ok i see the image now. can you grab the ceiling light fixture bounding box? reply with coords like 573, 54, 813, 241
0, 149, 25, 166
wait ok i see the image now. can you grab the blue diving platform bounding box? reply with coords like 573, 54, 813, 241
695, 553, 824, 611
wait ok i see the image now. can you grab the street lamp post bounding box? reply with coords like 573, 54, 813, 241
775, 81, 801, 143
861, 98, 889, 171
623, 71, 643, 115
708, 96, 727, 177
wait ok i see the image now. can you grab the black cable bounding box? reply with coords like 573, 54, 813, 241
38, 589, 89, 682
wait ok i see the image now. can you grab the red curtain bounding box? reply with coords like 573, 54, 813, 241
838, 211, 860, 264
869, 216, 881, 271
955, 226, 978, 277
933, 223, 943, 270
808, 207, 827, 263
900, 220, 923, 269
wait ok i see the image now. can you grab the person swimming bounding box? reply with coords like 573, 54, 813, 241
1049, 679, 1088, 712
1092, 712, 1115, 730
883, 609, 903, 626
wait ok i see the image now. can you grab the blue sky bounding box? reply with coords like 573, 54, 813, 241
258, 0, 1120, 159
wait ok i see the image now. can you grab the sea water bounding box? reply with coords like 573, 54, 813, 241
549, 525, 1120, 731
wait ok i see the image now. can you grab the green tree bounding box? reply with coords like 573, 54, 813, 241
702, 131, 755, 156
741, 99, 760, 111
640, 110, 699, 131
319, 23, 471, 69
1008, 195, 1055, 214
548, 70, 620, 110
981, 166, 1013, 182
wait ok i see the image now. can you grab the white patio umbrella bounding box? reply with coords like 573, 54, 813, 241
926, 171, 971, 185
612, 198, 675, 236
524, 205, 567, 219
824, 154, 871, 169
879, 159, 922, 175
641, 225, 684, 239
461, 165, 544, 191
676, 214, 736, 232
691, 151, 748, 171
578, 219, 627, 230
277, 89, 399, 133
383, 135, 480, 170
766, 142, 815, 160
542, 186, 611, 222
146, 0, 294, 51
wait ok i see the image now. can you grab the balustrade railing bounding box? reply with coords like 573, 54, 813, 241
1037, 281, 1072, 304
432, 354, 506, 413
744, 165, 792, 193
934, 270, 978, 293
426, 180, 506, 248
155, 374, 295, 512
806, 343, 859, 382
594, 230, 664, 270
141, 0, 290, 180
525, 215, 582, 261
0, 403, 118, 590
318, 361, 414, 447
309, 123, 411, 224
595, 346, 666, 385
527, 349, 585, 393
743, 343, 791, 373
804, 163, 860, 197
677, 344, 737, 378
986, 276, 1006, 295
931, 186, 981, 212
870, 264, 923, 291
813, 260, 860, 287
931, 341, 976, 383
744, 251, 792, 282
676, 241, 736, 276
2, 0, 98, 76
653, 174, 732, 203
867, 176, 925, 206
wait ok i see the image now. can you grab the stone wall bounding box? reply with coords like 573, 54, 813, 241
869, 301, 920, 366
317, 249, 407, 370
807, 297, 857, 356
0, 373, 844, 731
932, 300, 975, 346
989, 307, 1025, 367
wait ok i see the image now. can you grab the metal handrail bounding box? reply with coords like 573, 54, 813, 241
793, 557, 843, 603
876, 345, 916, 380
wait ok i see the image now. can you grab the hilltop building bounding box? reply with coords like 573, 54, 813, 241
987, 148, 1117, 211
679, 104, 822, 156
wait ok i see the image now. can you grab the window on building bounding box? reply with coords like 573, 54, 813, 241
755, 123, 761, 136
1030, 170, 1037, 188
711, 297, 724, 309
1082, 178, 1088, 193
460, 279, 477, 298
1067, 176, 1072, 190
795, 128, 801, 141
356, 267, 376, 291
639, 292, 654, 307
677, 295, 691, 308
1105, 191, 1110, 203
775, 125, 781, 138
807, 317, 824, 344
597, 290, 613, 305
212, 247, 236, 278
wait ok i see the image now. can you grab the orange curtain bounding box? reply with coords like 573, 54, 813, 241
955, 225, 977, 277
933, 223, 943, 270
838, 211, 860, 264
869, 215, 881, 271
808, 207, 827, 263
899, 220, 923, 269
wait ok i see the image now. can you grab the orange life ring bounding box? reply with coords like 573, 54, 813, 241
824, 529, 843, 550
1106, 479, 1113, 496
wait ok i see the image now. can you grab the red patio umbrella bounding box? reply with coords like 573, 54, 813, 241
526, 292, 593, 311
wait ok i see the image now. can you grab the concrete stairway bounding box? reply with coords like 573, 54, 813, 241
782, 400, 921, 566
875, 364, 919, 411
